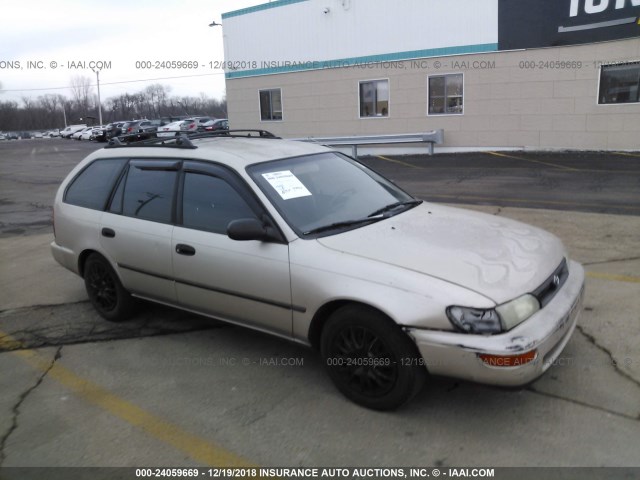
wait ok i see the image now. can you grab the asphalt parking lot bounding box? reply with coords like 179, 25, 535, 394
0, 139, 639, 471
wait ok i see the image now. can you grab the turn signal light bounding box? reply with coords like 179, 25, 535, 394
478, 350, 537, 367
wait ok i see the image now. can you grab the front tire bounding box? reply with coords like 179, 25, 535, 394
321, 305, 426, 410
84, 253, 135, 322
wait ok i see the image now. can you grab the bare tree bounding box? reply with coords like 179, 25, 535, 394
69, 75, 93, 114
144, 84, 172, 118
0, 100, 19, 130
38, 94, 65, 127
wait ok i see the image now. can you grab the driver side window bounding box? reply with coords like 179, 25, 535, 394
182, 173, 257, 234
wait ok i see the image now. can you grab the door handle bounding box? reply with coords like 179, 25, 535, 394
101, 228, 115, 238
175, 244, 196, 256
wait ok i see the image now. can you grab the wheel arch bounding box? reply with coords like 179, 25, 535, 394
78, 249, 117, 279
307, 299, 396, 351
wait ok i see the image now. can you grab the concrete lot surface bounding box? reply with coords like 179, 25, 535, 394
0, 140, 638, 469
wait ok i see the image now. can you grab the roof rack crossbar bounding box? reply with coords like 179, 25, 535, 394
187, 129, 280, 140
104, 129, 280, 149
105, 135, 196, 149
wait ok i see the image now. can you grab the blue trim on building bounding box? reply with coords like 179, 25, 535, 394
225, 43, 499, 79
222, 0, 309, 19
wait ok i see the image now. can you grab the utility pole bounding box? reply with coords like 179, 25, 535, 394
92, 67, 103, 125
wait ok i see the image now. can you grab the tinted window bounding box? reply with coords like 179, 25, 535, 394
65, 158, 127, 210
108, 168, 127, 214
182, 173, 256, 234
122, 165, 177, 223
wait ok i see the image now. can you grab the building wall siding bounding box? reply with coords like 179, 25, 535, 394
226, 38, 640, 150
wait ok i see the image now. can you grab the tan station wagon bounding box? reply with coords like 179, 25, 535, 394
51, 132, 585, 410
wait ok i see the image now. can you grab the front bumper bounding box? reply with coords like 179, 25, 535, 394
407, 260, 585, 386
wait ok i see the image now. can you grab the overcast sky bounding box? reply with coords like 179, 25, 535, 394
0, 0, 267, 104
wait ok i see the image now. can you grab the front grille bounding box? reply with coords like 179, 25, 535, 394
532, 258, 568, 308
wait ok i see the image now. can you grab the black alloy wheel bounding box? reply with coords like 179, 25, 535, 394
84, 253, 135, 322
321, 305, 426, 410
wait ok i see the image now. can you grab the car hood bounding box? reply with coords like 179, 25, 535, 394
316, 203, 565, 304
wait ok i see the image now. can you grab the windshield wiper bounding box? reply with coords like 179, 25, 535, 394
303, 200, 422, 236
368, 200, 422, 218
303, 216, 384, 236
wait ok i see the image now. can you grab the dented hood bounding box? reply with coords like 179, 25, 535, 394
316, 203, 565, 304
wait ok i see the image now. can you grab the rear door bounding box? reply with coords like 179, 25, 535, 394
100, 159, 180, 303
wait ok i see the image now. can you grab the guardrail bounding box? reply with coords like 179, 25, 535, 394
294, 130, 444, 158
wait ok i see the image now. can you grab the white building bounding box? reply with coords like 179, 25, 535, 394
222, 0, 640, 151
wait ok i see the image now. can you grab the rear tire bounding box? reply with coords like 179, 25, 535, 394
84, 253, 135, 322
320, 305, 426, 410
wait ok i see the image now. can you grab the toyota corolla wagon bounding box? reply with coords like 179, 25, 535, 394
51, 132, 585, 410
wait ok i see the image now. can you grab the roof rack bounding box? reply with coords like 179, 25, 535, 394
188, 129, 280, 140
104, 129, 279, 149
105, 136, 197, 149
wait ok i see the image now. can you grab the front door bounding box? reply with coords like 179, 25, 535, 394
172, 166, 293, 337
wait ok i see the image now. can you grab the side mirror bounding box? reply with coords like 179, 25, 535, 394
227, 218, 273, 242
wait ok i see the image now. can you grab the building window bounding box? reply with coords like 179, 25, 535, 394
359, 79, 389, 118
598, 63, 640, 105
428, 74, 463, 115
259, 89, 283, 121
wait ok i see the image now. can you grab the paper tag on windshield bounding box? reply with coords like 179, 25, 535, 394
262, 171, 312, 200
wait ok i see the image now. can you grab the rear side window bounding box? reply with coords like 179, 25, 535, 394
65, 158, 127, 210
122, 164, 178, 223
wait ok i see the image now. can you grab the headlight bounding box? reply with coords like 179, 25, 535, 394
496, 294, 540, 330
446, 306, 502, 334
447, 294, 540, 334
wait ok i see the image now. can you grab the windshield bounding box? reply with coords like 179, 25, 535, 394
247, 152, 417, 237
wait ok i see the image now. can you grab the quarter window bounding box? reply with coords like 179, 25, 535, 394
428, 74, 463, 115
121, 164, 177, 223
182, 173, 256, 234
598, 63, 640, 105
259, 88, 283, 121
359, 80, 389, 118
65, 158, 127, 210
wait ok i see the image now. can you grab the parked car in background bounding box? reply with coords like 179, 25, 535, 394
73, 127, 93, 140
34, 132, 44, 139
91, 126, 108, 142
80, 127, 97, 141
160, 115, 189, 125
61, 124, 87, 139
106, 122, 128, 140
120, 120, 158, 142
202, 118, 229, 132
156, 120, 185, 138
20, 132, 32, 139
0, 133, 7, 141
7, 132, 19, 140
180, 117, 213, 133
